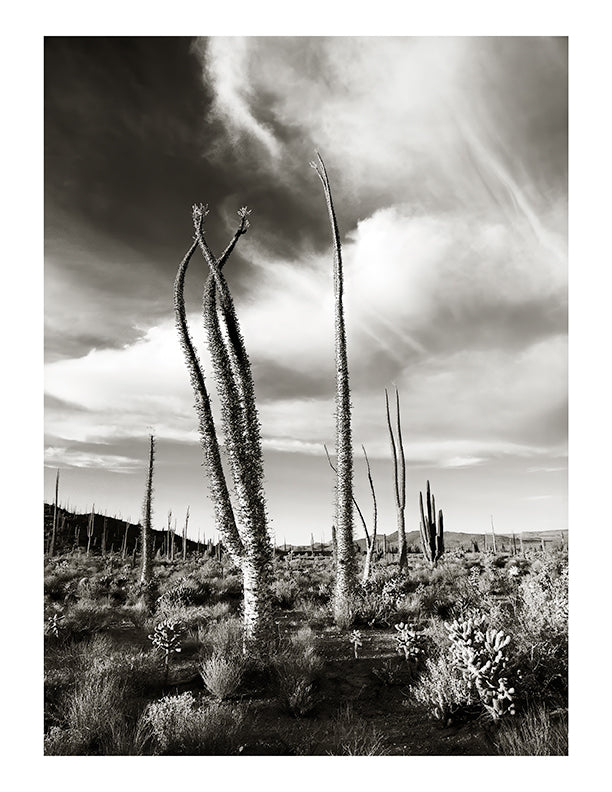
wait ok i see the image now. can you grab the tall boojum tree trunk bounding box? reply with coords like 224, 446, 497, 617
140, 435, 155, 586
361, 446, 378, 584
385, 388, 408, 572
311, 153, 357, 620
49, 468, 60, 557
174, 204, 272, 652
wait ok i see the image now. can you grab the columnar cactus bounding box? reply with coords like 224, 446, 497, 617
174, 203, 272, 652
419, 480, 444, 567
311, 153, 357, 620
385, 388, 408, 571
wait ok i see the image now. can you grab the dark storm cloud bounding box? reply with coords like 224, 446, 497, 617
44, 36, 332, 364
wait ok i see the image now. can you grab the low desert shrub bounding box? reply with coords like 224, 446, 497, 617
60, 599, 118, 638
139, 693, 247, 755
271, 578, 300, 609
411, 653, 475, 725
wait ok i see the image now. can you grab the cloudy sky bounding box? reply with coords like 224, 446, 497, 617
44, 36, 567, 543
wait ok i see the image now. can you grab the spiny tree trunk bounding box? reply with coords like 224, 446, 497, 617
86, 505, 94, 556
101, 515, 107, 557
174, 204, 272, 652
183, 506, 189, 561
361, 446, 378, 584
50, 469, 60, 557
325, 444, 377, 584
140, 435, 155, 586
311, 153, 357, 620
385, 388, 408, 572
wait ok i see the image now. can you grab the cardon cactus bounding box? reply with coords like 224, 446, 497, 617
419, 481, 444, 567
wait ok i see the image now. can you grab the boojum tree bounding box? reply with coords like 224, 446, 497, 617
311, 153, 358, 619
174, 203, 272, 652
385, 387, 408, 572
49, 468, 60, 557
324, 444, 377, 584
140, 434, 155, 587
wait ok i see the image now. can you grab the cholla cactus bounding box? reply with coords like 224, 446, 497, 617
148, 619, 184, 682
445, 615, 516, 720
349, 630, 363, 659
393, 622, 423, 663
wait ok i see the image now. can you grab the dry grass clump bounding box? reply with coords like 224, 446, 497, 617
200, 653, 245, 700
493, 704, 568, 755
273, 626, 324, 717
326, 704, 386, 755
45, 636, 130, 755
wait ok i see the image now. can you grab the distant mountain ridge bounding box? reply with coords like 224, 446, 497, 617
45, 503, 568, 556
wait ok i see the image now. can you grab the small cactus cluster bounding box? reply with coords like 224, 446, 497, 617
393, 622, 423, 663
349, 629, 364, 658
45, 612, 64, 639
445, 615, 516, 720
149, 619, 184, 681
381, 575, 410, 607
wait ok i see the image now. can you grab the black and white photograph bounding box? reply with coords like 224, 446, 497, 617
40, 30, 571, 760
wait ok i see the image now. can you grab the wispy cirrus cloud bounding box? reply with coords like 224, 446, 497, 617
44, 446, 142, 473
